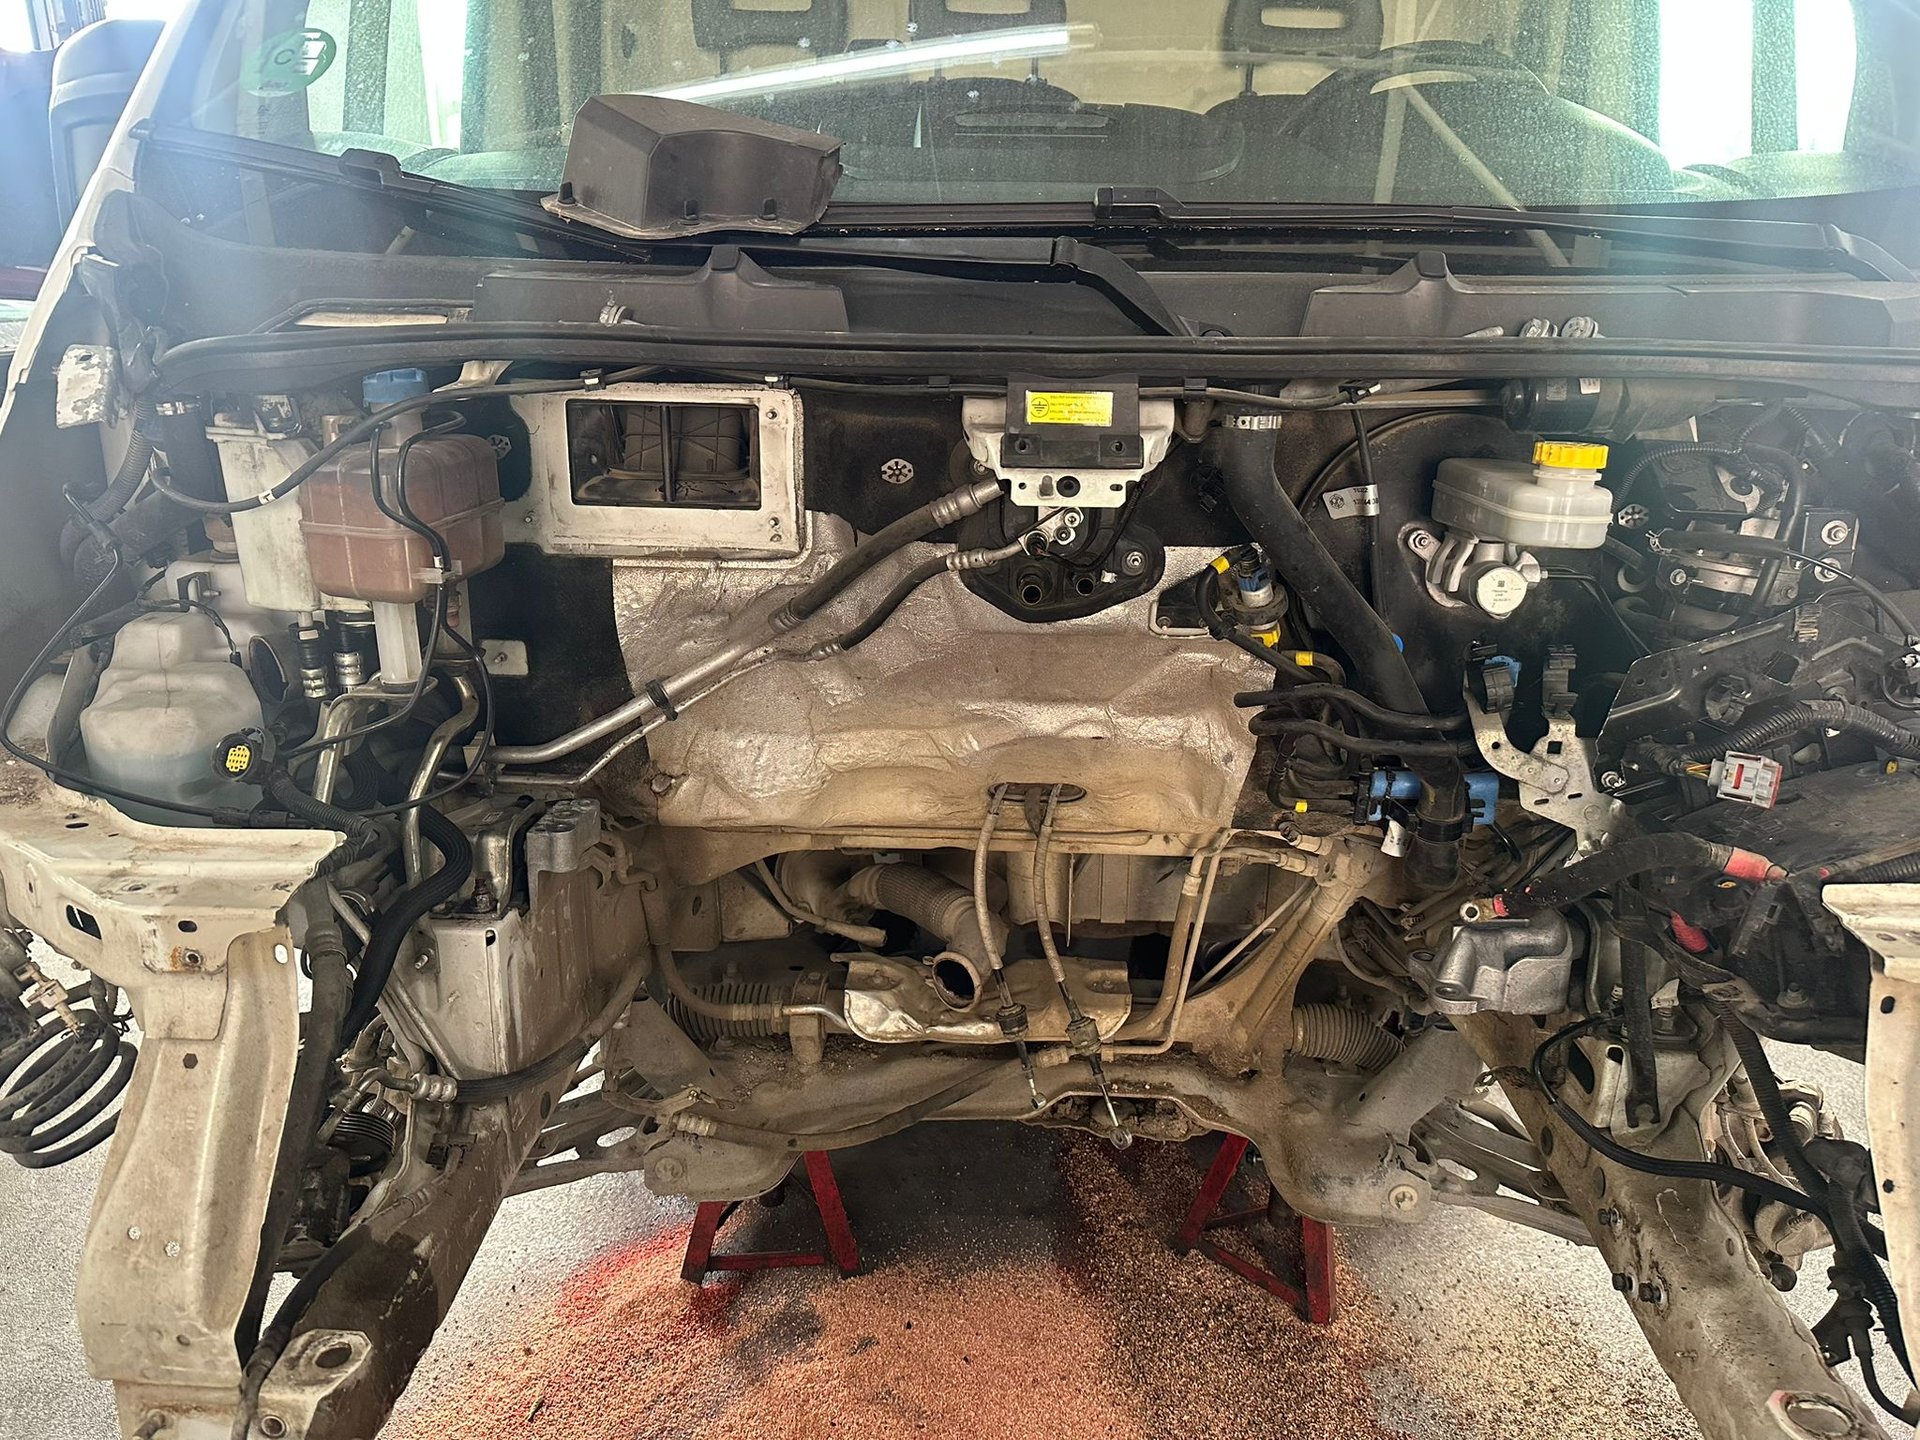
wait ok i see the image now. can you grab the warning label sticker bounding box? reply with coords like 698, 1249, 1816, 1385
1025, 391, 1114, 427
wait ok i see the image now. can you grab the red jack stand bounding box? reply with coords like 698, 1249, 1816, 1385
681, 1151, 861, 1284
1173, 1134, 1336, 1324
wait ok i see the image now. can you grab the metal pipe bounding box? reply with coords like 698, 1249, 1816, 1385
310, 696, 377, 804
757, 859, 887, 948
1107, 832, 1236, 1054
483, 634, 765, 766
402, 675, 478, 885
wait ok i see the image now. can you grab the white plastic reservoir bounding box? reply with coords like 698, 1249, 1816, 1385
79, 611, 263, 822
1432, 441, 1614, 550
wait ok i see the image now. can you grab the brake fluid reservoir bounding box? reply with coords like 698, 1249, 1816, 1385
1432, 441, 1613, 550
79, 611, 263, 822
299, 370, 504, 603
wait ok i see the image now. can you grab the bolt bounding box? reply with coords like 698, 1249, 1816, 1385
127, 1225, 142, 1242
652, 1154, 687, 1185
1637, 1281, 1664, 1304
1595, 1207, 1621, 1230
1406, 528, 1440, 559
1779, 984, 1812, 1009
1666, 567, 1690, 589
1819, 519, 1852, 547
879, 457, 915, 486
648, 773, 677, 796
164, 1240, 181, 1259
181, 950, 203, 969
1387, 1183, 1421, 1213
1780, 1394, 1855, 1437
1599, 770, 1626, 792
1120, 550, 1147, 576
1611, 1272, 1635, 1293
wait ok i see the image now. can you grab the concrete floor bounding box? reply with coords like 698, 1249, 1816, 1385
0, 1043, 1874, 1440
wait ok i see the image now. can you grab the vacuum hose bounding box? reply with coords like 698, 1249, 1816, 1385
1214, 415, 1465, 885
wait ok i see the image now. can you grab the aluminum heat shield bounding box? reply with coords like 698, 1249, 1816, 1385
611, 526, 1263, 863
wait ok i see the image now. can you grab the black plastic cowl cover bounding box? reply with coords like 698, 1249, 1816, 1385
543, 94, 843, 240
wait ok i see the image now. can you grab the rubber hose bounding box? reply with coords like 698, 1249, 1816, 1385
453, 961, 646, 1105
234, 921, 353, 1362
267, 772, 384, 858
68, 492, 199, 583
772, 477, 1003, 630
87, 399, 158, 522
1839, 850, 1920, 885
1214, 422, 1426, 714
230, 1225, 373, 1440
1289, 1004, 1403, 1070
1215, 418, 1464, 884
1711, 996, 1911, 1374
1511, 834, 1777, 910
1247, 716, 1479, 757
339, 806, 471, 1040
1235, 682, 1471, 732
1673, 701, 1920, 764
821, 554, 947, 654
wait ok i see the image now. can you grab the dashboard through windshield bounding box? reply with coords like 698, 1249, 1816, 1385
177, 0, 1920, 211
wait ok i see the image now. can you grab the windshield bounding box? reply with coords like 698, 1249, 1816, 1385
176, 0, 1920, 210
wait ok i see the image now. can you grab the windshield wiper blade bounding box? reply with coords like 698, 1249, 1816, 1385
1083, 187, 1912, 283
133, 124, 647, 261
134, 130, 1193, 338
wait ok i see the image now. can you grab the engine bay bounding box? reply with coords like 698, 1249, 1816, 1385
8, 183, 1920, 1437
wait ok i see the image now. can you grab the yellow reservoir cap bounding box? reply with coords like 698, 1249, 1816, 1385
1534, 440, 1610, 470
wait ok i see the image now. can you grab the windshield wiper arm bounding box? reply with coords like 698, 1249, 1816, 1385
133, 124, 647, 261
1085, 188, 1912, 283
741, 234, 1194, 337
133, 127, 1192, 336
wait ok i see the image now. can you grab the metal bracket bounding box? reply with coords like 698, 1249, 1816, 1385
1465, 692, 1620, 853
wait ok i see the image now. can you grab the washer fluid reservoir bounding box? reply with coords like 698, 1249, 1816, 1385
1432, 441, 1613, 550
79, 611, 263, 823
299, 370, 504, 603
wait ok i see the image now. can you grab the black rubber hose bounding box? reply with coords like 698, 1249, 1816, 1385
234, 921, 353, 1364
1214, 422, 1426, 713
67, 492, 200, 584
340, 806, 471, 1040
230, 1225, 373, 1440
1710, 997, 1912, 1377
1235, 683, 1471, 732
86, 399, 158, 522
818, 553, 948, 654
1214, 417, 1464, 883
771, 477, 1002, 631
1531, 1018, 1827, 1217
1509, 834, 1774, 910
266, 772, 384, 858
1670, 700, 1920, 765
451, 964, 646, 1105
1247, 716, 1478, 757
1838, 850, 1920, 884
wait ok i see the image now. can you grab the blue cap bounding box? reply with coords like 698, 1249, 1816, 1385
363, 368, 431, 408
